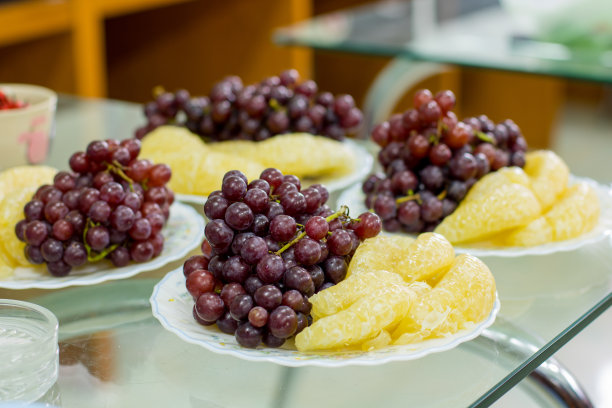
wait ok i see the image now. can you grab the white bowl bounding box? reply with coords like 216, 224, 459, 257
0, 84, 57, 170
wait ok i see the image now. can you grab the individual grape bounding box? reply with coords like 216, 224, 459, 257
371, 122, 390, 147
196, 292, 225, 322
235, 322, 263, 348
418, 100, 442, 123
421, 197, 444, 222
256, 254, 285, 284
217, 312, 239, 334
251, 214, 269, 236
52, 219, 74, 241
53, 172, 76, 192
447, 180, 468, 202
449, 152, 478, 181
230, 294, 254, 320
352, 212, 382, 240
491, 149, 510, 170
69, 152, 89, 173
420, 165, 445, 192
253, 284, 283, 310
304, 216, 328, 240
397, 200, 420, 226
24, 200, 44, 221
247, 179, 270, 195
240, 236, 268, 265
413, 89, 433, 109
243, 188, 269, 214
186, 269, 216, 298
63, 241, 87, 267
204, 195, 229, 220
284, 266, 315, 296
130, 241, 154, 262
244, 275, 264, 295
85, 225, 109, 251
273, 181, 297, 197
129, 218, 152, 241
205, 219, 234, 247
262, 330, 285, 348
442, 198, 457, 217
260, 168, 284, 191
473, 142, 497, 165
47, 260, 71, 277
293, 238, 321, 267
86, 140, 109, 162
192, 305, 215, 326
269, 215, 296, 242
222, 255, 251, 283
435, 90, 456, 112
429, 143, 452, 166
407, 134, 430, 159
248, 306, 268, 328
25, 245, 44, 264
307, 265, 325, 290
373, 195, 396, 220
41, 238, 63, 263
323, 256, 348, 284
225, 202, 254, 231
511, 151, 526, 167
25, 220, 48, 246
474, 152, 491, 178
268, 306, 297, 339
327, 229, 352, 256
219, 282, 246, 308
88, 201, 111, 223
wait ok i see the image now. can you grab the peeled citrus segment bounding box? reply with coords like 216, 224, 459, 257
434, 183, 541, 244
309, 269, 406, 319
524, 150, 569, 212
0, 186, 37, 267
503, 182, 600, 246
140, 127, 265, 196
140, 126, 209, 157
0, 165, 56, 203
346, 235, 415, 278
360, 329, 392, 351
295, 283, 414, 352
464, 167, 530, 202
0, 255, 12, 279
347, 233, 454, 284
208, 133, 356, 180
393, 254, 496, 344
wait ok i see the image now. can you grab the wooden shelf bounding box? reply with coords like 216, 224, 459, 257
0, 0, 312, 100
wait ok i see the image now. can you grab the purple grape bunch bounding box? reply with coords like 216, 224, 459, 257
135, 69, 363, 142
183, 168, 382, 349
15, 138, 174, 276
364, 89, 528, 234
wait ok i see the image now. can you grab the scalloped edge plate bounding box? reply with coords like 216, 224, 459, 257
174, 139, 373, 206
0, 202, 205, 290
150, 266, 500, 367
337, 175, 612, 258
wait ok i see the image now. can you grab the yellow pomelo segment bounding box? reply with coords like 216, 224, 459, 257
140, 126, 209, 157
503, 182, 600, 246
393, 254, 496, 344
295, 283, 414, 352
0, 165, 57, 203
140, 127, 265, 196
310, 269, 406, 319
501, 217, 553, 247
360, 330, 392, 351
434, 183, 541, 244
347, 233, 453, 284
208, 133, 356, 179
464, 167, 530, 202
524, 150, 569, 211
0, 186, 38, 267
346, 235, 414, 277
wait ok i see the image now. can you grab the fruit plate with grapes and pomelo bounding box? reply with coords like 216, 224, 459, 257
353, 88, 612, 257
151, 167, 500, 367
0, 201, 204, 289
150, 266, 500, 367
0, 137, 206, 289
134, 70, 373, 203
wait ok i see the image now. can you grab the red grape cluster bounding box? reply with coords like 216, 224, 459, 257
14, 139, 174, 276
183, 168, 382, 348
364, 89, 528, 233
134, 69, 363, 142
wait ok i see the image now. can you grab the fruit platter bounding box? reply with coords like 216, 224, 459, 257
338, 89, 612, 257
0, 139, 204, 289
132, 70, 373, 202
151, 168, 499, 366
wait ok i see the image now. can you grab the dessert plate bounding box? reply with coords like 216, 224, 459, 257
0, 202, 205, 290
174, 139, 373, 206
150, 266, 500, 367
337, 175, 612, 257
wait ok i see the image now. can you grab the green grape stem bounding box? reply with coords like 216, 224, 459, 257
396, 192, 422, 205
275, 205, 350, 255
475, 131, 496, 144
106, 161, 135, 192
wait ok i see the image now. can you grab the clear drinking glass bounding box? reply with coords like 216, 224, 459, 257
0, 300, 59, 403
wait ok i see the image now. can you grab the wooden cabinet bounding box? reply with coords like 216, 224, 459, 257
0, 0, 312, 101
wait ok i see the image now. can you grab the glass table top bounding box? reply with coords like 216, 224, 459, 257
0, 95, 611, 407
274, 0, 612, 84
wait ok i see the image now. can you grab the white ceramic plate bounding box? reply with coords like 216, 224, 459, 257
337, 175, 612, 258
150, 266, 500, 367
0, 202, 205, 290
174, 139, 373, 206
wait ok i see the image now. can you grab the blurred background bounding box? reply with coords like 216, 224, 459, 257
1, 0, 610, 407
0, 0, 610, 150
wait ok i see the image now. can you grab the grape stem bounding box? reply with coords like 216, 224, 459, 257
396, 192, 422, 205
475, 131, 496, 144
106, 161, 135, 192
274, 205, 350, 255
82, 219, 120, 262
